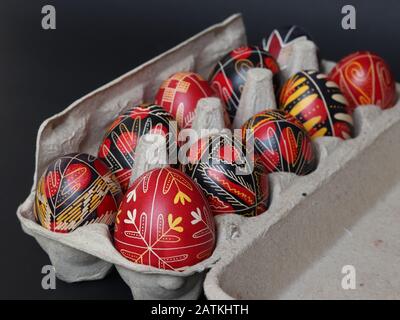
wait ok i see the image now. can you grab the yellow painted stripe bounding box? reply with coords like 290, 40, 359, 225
303, 116, 321, 132
290, 94, 318, 116
284, 85, 309, 107
292, 77, 307, 88
311, 127, 328, 139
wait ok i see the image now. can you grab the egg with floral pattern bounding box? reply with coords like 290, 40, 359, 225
34, 153, 122, 233
114, 167, 216, 271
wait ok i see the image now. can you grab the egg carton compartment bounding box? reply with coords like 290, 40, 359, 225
16, 13, 400, 300
204, 83, 400, 299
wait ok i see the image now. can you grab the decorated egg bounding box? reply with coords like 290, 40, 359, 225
155, 72, 216, 129
328, 51, 397, 111
279, 70, 354, 140
242, 110, 317, 175
209, 46, 280, 122
34, 153, 122, 233
262, 25, 314, 61
98, 103, 176, 193
114, 167, 216, 271
182, 134, 269, 217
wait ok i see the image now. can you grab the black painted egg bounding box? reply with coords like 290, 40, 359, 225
98, 103, 177, 193
242, 109, 317, 175
262, 25, 314, 61
279, 70, 354, 140
209, 46, 280, 122
182, 134, 270, 217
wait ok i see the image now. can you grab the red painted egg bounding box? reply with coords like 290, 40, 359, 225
114, 167, 216, 271
242, 110, 317, 175
98, 103, 176, 193
279, 70, 354, 140
182, 134, 270, 217
155, 72, 216, 129
328, 51, 397, 112
34, 153, 122, 233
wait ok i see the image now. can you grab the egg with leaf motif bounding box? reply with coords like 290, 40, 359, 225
34, 153, 122, 233
114, 167, 216, 271
242, 110, 317, 175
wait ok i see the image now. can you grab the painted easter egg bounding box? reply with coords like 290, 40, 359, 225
155, 72, 216, 129
262, 25, 314, 61
34, 153, 122, 233
182, 134, 269, 217
98, 103, 176, 193
279, 70, 354, 140
242, 110, 317, 175
328, 51, 397, 112
209, 46, 280, 122
114, 167, 216, 271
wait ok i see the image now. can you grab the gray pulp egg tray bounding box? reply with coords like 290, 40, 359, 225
16, 14, 400, 300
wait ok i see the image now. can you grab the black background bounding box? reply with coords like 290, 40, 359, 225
0, 0, 398, 299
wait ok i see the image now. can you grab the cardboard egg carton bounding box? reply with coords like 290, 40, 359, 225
16, 13, 400, 300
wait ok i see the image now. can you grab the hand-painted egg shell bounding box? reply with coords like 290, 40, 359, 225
242, 110, 317, 175
114, 167, 216, 271
279, 70, 354, 140
34, 153, 122, 233
209, 46, 280, 122
182, 134, 269, 217
98, 103, 176, 193
261, 25, 314, 60
155, 72, 216, 129
328, 51, 397, 112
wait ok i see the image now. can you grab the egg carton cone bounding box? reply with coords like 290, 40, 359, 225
191, 97, 227, 139
232, 68, 277, 129
16, 14, 400, 300
278, 39, 319, 84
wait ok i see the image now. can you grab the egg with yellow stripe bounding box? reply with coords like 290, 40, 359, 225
34, 153, 122, 233
279, 70, 354, 140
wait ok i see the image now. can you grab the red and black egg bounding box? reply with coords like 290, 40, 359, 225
242, 110, 317, 175
279, 70, 354, 140
98, 103, 177, 193
261, 25, 314, 61
181, 134, 270, 217
34, 153, 122, 233
209, 46, 280, 122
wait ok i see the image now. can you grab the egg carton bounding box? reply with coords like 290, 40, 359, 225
16, 13, 400, 300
